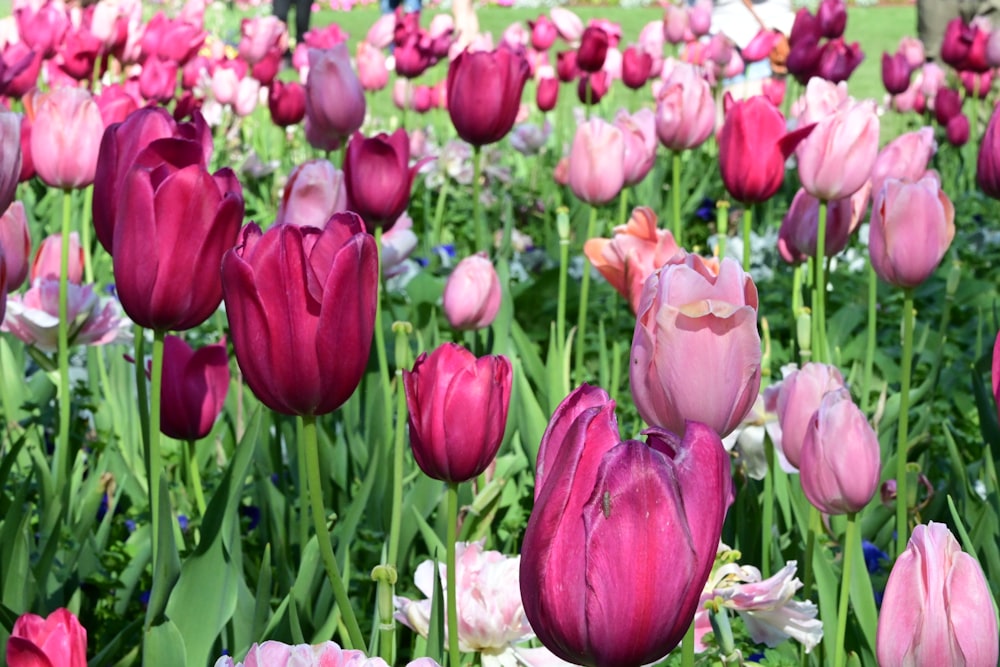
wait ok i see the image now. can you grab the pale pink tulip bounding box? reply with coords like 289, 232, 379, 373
232, 77, 260, 116
0, 201, 30, 292
663, 5, 688, 45
654, 63, 715, 151
614, 108, 657, 187
442, 253, 502, 331
792, 77, 849, 127
275, 159, 347, 228
366, 12, 396, 49
357, 41, 389, 91
213, 641, 441, 667
549, 6, 583, 44
796, 99, 879, 201
29, 86, 103, 189
870, 127, 936, 197
920, 62, 946, 98
772, 362, 845, 469
238, 16, 287, 64
31, 232, 84, 285
568, 118, 625, 205
689, 0, 712, 37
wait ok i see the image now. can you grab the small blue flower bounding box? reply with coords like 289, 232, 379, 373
695, 197, 715, 222
178, 515, 189, 532
125, 519, 137, 533
139, 590, 150, 606
863, 540, 889, 574
240, 505, 261, 531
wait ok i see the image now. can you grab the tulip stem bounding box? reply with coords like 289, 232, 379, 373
186, 439, 206, 518
814, 200, 828, 364
861, 261, 878, 414
388, 338, 410, 567
296, 417, 310, 554
82, 185, 95, 285
446, 481, 461, 667
681, 621, 695, 667
741, 206, 752, 272
431, 177, 451, 255
373, 228, 394, 453
148, 329, 166, 567
574, 206, 598, 381
834, 512, 859, 667
716, 200, 728, 261
671, 152, 682, 246
302, 415, 366, 651
55, 189, 73, 494
895, 289, 915, 556
618, 188, 629, 230
473, 145, 486, 252
803, 506, 820, 599
134, 326, 150, 461
761, 436, 774, 578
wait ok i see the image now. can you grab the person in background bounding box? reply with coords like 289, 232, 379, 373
711, 0, 794, 99
917, 0, 999, 61
274, 0, 311, 47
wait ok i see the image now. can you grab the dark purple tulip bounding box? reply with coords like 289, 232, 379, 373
447, 46, 530, 146
881, 52, 912, 95
933, 87, 962, 126
342, 129, 424, 232
816, 0, 847, 39
977, 107, 1000, 198
946, 114, 970, 147
160, 335, 230, 441
815, 38, 864, 83
576, 26, 609, 72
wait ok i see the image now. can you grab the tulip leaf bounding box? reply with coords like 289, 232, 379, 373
512, 356, 548, 469
970, 362, 1000, 459
144, 475, 181, 628
425, 548, 445, 665
251, 544, 273, 642
412, 504, 446, 558
143, 619, 188, 667
848, 534, 878, 659
510, 321, 546, 400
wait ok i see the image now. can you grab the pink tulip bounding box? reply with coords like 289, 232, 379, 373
275, 159, 347, 228
356, 41, 389, 91
614, 108, 657, 186
0, 201, 30, 292
30, 86, 104, 190
994, 331, 1000, 449
94, 84, 140, 127
366, 12, 396, 50
238, 16, 286, 64
744, 29, 781, 62
529, 15, 557, 51
631, 255, 761, 438
796, 99, 879, 201
762, 77, 787, 107
771, 362, 845, 469
549, 6, 583, 44
6, 608, 86, 667
663, 5, 688, 45
777, 184, 869, 265
232, 77, 260, 116
654, 64, 715, 151
568, 118, 625, 206
304, 44, 366, 151
638, 20, 664, 75
31, 232, 84, 285
138, 55, 178, 103
583, 206, 681, 313
211, 63, 241, 105
792, 77, 848, 127
869, 175, 955, 289
870, 127, 936, 197
920, 62, 946, 98
214, 641, 437, 667
14, 0, 69, 59
689, 0, 712, 36
897, 36, 925, 70
442, 253, 502, 331
0, 109, 21, 215
877, 522, 999, 667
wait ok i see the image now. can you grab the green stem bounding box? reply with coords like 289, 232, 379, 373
741, 206, 752, 272
681, 621, 694, 667
431, 177, 451, 254
302, 415, 366, 651
716, 201, 728, 261
861, 261, 878, 414
672, 152, 682, 246
296, 416, 310, 554
55, 190, 72, 491
373, 227, 394, 448
473, 145, 485, 252
186, 439, 206, 517
574, 206, 598, 379
134, 326, 150, 455
446, 482, 460, 667
81, 186, 95, 284
148, 330, 166, 566
803, 506, 820, 599
761, 437, 775, 578
618, 188, 629, 229
896, 290, 915, 556
834, 513, 859, 667
387, 330, 410, 568
814, 200, 828, 364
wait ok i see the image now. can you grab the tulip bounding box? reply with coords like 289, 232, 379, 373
631, 255, 761, 438
529, 15, 557, 51
583, 206, 681, 313
576, 71, 609, 105
2, 278, 129, 351
304, 45, 366, 151
614, 108, 656, 187
356, 41, 389, 91
621, 45, 652, 89
869, 175, 955, 289
961, 69, 993, 99
222, 215, 377, 417
934, 87, 963, 127
30, 87, 104, 190
113, 138, 243, 331
576, 26, 608, 72
17, 115, 34, 183
877, 522, 999, 667
994, 331, 1000, 429
214, 641, 439, 667
520, 384, 732, 667
250, 48, 282, 86
870, 126, 935, 197
881, 51, 912, 95
0, 201, 30, 292
762, 77, 786, 107
232, 77, 261, 117
58, 26, 101, 82
6, 607, 86, 667
988, 28, 1000, 68
777, 185, 869, 265
138, 56, 179, 103
342, 129, 424, 233
276, 159, 347, 229
32, 232, 84, 285
367, 12, 396, 49
799, 389, 880, 514
394, 37, 433, 79
567, 118, 624, 206
772, 362, 846, 468
442, 253, 502, 331
549, 7, 583, 44
663, 5, 688, 45
95, 84, 140, 127
946, 113, 971, 147
897, 36, 925, 70
793, 77, 849, 127
446, 47, 530, 147
556, 49, 578, 82
140, 13, 205, 66
0, 109, 21, 218
744, 29, 781, 63
654, 65, 715, 151
14, 1, 69, 59
816, 0, 846, 39
0, 45, 43, 99
159, 335, 229, 441
403, 343, 512, 483
718, 94, 803, 204
92, 106, 213, 253
796, 99, 879, 201
536, 75, 558, 112
268, 80, 306, 127
815, 38, 864, 84
238, 16, 287, 64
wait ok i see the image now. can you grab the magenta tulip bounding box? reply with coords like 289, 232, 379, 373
568, 118, 624, 206
6, 608, 87, 667
576, 26, 608, 72
881, 51, 912, 95
446, 46, 530, 147
403, 343, 511, 483
816, 0, 846, 39
520, 384, 732, 667
795, 99, 879, 201
536, 75, 558, 112
631, 255, 761, 438
529, 15, 558, 51
304, 44, 366, 151
621, 45, 652, 89
935, 87, 962, 127
268, 80, 306, 128
14, 0, 69, 59
978, 105, 1000, 199
30, 87, 104, 190
0, 110, 21, 217
877, 522, 999, 667
222, 214, 377, 417
946, 114, 971, 147
342, 129, 424, 233
442, 253, 502, 331
159, 335, 229, 441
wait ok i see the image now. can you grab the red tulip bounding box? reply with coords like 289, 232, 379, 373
113, 138, 243, 331
221, 215, 377, 417
447, 46, 530, 147
342, 129, 425, 232
268, 80, 306, 127
6, 608, 86, 667
160, 335, 229, 440
520, 384, 732, 667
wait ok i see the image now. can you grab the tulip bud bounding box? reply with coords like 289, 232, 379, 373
30, 86, 104, 190
576, 26, 608, 72
621, 45, 652, 89
32, 232, 84, 285
631, 255, 761, 438
877, 522, 999, 667
550, 7, 584, 43
268, 80, 306, 128
342, 129, 425, 233
304, 44, 366, 151
934, 87, 962, 127
946, 114, 970, 147
576, 71, 609, 106
6, 608, 87, 667
869, 175, 955, 289
795, 99, 879, 201
520, 384, 732, 667
530, 15, 558, 51
442, 253, 502, 331
772, 362, 846, 469
663, 5, 688, 45
160, 335, 229, 441
654, 65, 715, 152
881, 52, 912, 95
0, 201, 30, 292
446, 47, 530, 147
536, 75, 558, 112
816, 0, 846, 39
568, 118, 625, 206
403, 343, 512, 483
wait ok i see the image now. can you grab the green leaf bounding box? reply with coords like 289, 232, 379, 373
143, 619, 187, 667
144, 477, 181, 628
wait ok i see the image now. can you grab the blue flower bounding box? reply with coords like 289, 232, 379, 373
695, 197, 715, 221
862, 540, 889, 574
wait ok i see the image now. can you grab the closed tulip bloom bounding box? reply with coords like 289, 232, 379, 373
793, 77, 849, 127
1, 45, 43, 100
520, 384, 732, 667
800, 389, 880, 514
815, 38, 864, 84
549, 7, 584, 44
663, 5, 688, 45
356, 41, 389, 92
114, 138, 244, 331
994, 332, 1000, 460
773, 362, 846, 468
796, 99, 879, 201
0, 109, 22, 212
882, 51, 912, 95
583, 206, 681, 313
304, 45, 366, 151
342, 129, 424, 233
556, 50, 578, 82
447, 47, 530, 147
403, 343, 512, 483
30, 87, 104, 190
718, 94, 800, 204
877, 522, 999, 667
947, 114, 971, 147
95, 84, 140, 127
631, 255, 761, 438
870, 127, 935, 197
654, 66, 715, 151
777, 185, 869, 265
159, 335, 229, 441
139, 56, 179, 104
366, 12, 396, 49
268, 80, 306, 127
977, 106, 1000, 199
869, 175, 955, 289
222, 214, 377, 417
530, 15, 558, 51
577, 71, 610, 105
688, 0, 712, 36
568, 118, 625, 206
14, 1, 69, 59
442, 253, 502, 331
614, 108, 657, 187
238, 16, 286, 64
214, 640, 437, 667
0, 201, 30, 292
32, 232, 84, 285
576, 26, 608, 72
6, 608, 86, 667
621, 45, 652, 89
536, 75, 559, 112
816, 0, 846, 39
276, 159, 347, 228
934, 87, 962, 127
